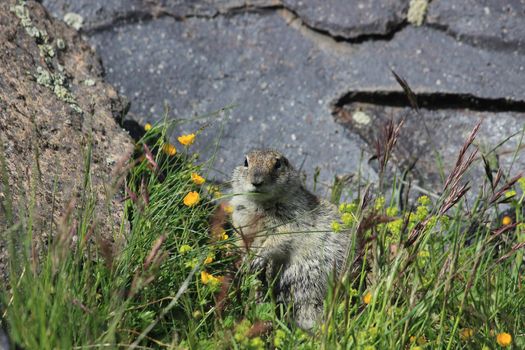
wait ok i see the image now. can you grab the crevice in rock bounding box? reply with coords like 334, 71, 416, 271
82, 4, 283, 34
332, 91, 525, 113
121, 118, 146, 142
82, 2, 408, 44
280, 6, 409, 44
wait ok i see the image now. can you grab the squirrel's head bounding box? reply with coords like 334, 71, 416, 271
232, 149, 298, 202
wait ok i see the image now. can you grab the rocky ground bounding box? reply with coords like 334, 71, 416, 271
0, 0, 133, 276
39, 0, 525, 193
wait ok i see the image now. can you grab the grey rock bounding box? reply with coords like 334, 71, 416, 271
335, 104, 525, 193
282, 0, 409, 39
88, 11, 377, 186
0, 327, 9, 350
40, 0, 525, 190
42, 0, 279, 32
336, 25, 525, 102
427, 0, 525, 53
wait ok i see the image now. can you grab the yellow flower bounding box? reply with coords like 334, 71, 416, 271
504, 190, 516, 198
460, 328, 474, 341
183, 191, 200, 207
331, 221, 341, 233
363, 292, 372, 305
496, 332, 512, 347
144, 123, 152, 131
417, 195, 430, 206
200, 271, 220, 286
224, 205, 234, 214
178, 133, 195, 146
219, 231, 229, 241
502, 215, 512, 226
191, 172, 206, 185
416, 336, 427, 345
162, 143, 177, 156
204, 255, 213, 264
179, 244, 192, 253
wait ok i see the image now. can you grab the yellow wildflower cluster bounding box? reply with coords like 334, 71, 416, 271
339, 202, 358, 214
200, 271, 221, 286
224, 205, 234, 214
179, 244, 192, 254
496, 332, 512, 347
144, 122, 152, 131
203, 254, 214, 265
362, 292, 372, 305
183, 191, 200, 207
331, 221, 341, 233
178, 133, 195, 146
162, 143, 177, 156
374, 196, 386, 210
191, 172, 205, 185
501, 215, 512, 226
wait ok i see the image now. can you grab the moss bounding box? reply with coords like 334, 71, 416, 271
407, 0, 429, 26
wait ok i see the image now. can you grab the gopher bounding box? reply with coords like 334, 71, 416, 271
230, 149, 352, 330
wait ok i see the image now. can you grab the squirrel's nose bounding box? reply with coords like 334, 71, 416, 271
251, 178, 264, 187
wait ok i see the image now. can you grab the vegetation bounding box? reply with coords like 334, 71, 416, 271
1, 118, 524, 349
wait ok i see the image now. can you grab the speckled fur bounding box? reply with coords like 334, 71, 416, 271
231, 149, 351, 330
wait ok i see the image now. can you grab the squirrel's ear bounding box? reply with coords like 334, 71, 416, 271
282, 157, 289, 166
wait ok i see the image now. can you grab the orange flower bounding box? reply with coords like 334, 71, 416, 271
178, 133, 195, 146
144, 123, 152, 131
502, 216, 512, 226
162, 143, 177, 156
496, 332, 512, 347
363, 292, 372, 305
191, 172, 205, 185
183, 191, 200, 207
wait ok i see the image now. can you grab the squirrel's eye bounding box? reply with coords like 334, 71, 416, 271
244, 157, 248, 167
274, 158, 282, 170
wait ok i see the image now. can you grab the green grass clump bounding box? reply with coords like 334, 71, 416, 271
1, 119, 524, 349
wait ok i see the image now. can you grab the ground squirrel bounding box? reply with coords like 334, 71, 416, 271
230, 149, 351, 330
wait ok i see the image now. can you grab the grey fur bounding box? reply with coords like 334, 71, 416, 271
231, 149, 351, 330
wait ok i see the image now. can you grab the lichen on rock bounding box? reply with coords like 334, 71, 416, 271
0, 0, 133, 278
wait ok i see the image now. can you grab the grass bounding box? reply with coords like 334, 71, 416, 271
1, 117, 524, 350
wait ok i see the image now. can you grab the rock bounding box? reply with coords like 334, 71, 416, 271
39, 0, 525, 192
86, 10, 376, 186
0, 0, 134, 277
334, 104, 525, 192
334, 25, 525, 102
41, 0, 279, 33
427, 0, 525, 53
0, 326, 9, 350
282, 0, 409, 39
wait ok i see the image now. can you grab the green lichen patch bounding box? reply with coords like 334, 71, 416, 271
34, 66, 82, 113
12, 1, 83, 114
407, 0, 429, 26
